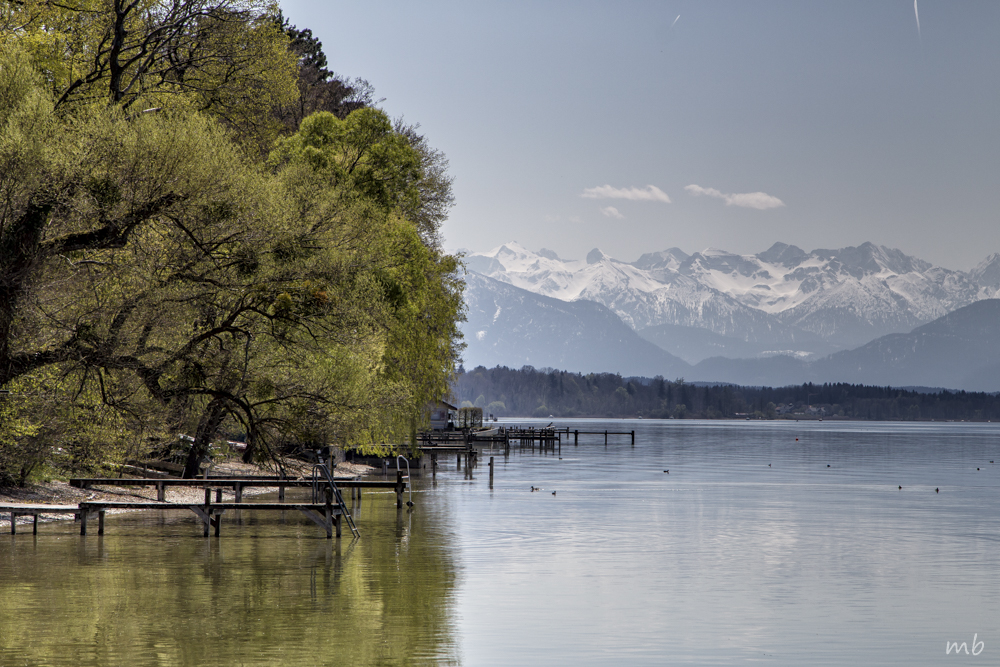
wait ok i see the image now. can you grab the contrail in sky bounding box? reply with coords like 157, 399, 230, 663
914, 0, 921, 38
671, 15, 680, 28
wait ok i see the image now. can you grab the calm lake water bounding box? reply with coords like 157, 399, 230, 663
2, 419, 1000, 666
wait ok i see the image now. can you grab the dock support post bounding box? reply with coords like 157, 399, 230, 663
156, 482, 165, 502
98, 511, 105, 536
605, 430, 608, 446
235, 483, 243, 504
334, 511, 341, 539
215, 488, 222, 503
489, 456, 494, 488
278, 484, 285, 502
396, 471, 404, 509
9, 513, 15, 535
80, 511, 87, 536
33, 514, 38, 535
574, 430, 578, 446
631, 430, 635, 446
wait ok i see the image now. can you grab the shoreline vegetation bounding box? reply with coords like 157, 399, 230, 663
0, 4, 464, 490
455, 365, 1000, 422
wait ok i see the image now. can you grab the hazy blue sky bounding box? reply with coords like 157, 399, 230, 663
278, 1, 1000, 270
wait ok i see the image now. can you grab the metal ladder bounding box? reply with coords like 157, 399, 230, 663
397, 455, 414, 507
311, 463, 360, 538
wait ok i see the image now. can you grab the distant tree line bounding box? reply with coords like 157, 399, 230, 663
454, 366, 1000, 421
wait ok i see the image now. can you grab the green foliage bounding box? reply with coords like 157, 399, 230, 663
270, 108, 422, 213
0, 12, 464, 485
8, 0, 298, 148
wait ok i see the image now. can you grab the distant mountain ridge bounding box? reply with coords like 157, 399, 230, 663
461, 272, 690, 378
688, 299, 1000, 392
465, 241, 998, 362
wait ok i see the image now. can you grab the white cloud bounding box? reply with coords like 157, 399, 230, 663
581, 184, 672, 203
600, 206, 625, 219
684, 184, 784, 210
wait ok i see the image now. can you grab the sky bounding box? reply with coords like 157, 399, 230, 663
278, 1, 1000, 271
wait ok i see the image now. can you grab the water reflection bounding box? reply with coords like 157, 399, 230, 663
0, 490, 459, 666
4, 420, 1000, 665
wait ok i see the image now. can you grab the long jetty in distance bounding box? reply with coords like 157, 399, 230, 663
421, 425, 635, 455
415, 425, 635, 477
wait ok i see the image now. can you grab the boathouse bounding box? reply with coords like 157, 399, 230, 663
428, 400, 458, 431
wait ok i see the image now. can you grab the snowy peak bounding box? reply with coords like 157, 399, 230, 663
971, 253, 1000, 290
809, 242, 931, 278
634, 247, 689, 271
463, 240, 995, 358
756, 242, 807, 267
586, 248, 607, 264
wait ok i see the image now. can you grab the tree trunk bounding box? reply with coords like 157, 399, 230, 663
183, 398, 227, 478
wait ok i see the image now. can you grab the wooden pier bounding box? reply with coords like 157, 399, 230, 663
417, 425, 637, 465
2, 474, 411, 539
0, 498, 346, 538
0, 504, 79, 534
77, 500, 345, 538
69, 476, 409, 507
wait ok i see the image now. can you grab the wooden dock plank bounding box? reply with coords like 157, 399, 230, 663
0, 503, 79, 512
77, 501, 343, 511
70, 478, 402, 490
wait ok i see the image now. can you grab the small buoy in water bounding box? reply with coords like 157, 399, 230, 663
978, 468, 981, 471
899, 486, 902, 490
795, 438, 799, 441
827, 464, 831, 467
768, 464, 771, 467
936, 488, 940, 493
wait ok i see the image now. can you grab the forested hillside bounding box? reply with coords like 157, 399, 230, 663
0, 2, 464, 484
453, 366, 1000, 421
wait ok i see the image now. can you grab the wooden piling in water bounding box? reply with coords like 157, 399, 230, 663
489, 456, 494, 488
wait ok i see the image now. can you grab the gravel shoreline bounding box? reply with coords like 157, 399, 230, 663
0, 459, 374, 529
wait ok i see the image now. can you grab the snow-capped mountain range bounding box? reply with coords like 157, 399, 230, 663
464, 241, 1000, 363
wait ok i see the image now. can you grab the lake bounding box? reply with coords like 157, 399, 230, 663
2, 419, 999, 665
